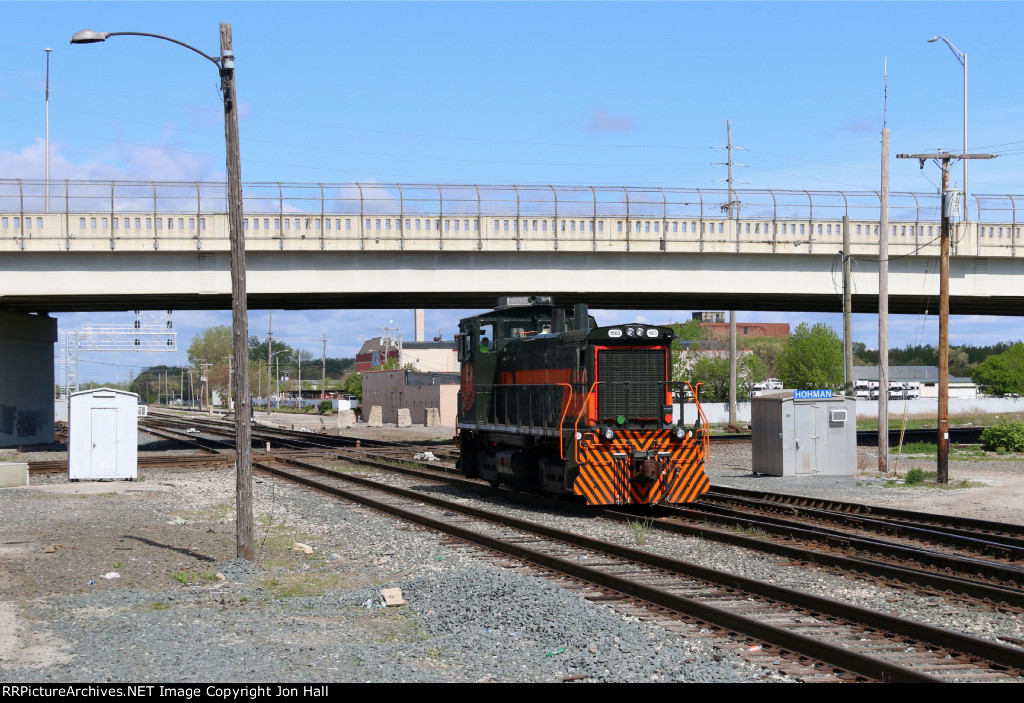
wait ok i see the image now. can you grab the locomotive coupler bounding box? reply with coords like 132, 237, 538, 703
628, 451, 662, 482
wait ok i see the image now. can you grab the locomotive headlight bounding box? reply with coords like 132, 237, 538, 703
635, 327, 644, 337
626, 327, 635, 337
674, 426, 686, 439
603, 427, 615, 440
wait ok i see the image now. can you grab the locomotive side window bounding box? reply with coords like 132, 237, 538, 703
478, 323, 494, 352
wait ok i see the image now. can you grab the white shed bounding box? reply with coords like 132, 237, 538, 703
69, 388, 139, 481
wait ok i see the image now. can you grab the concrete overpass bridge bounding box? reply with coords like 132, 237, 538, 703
2, 180, 1023, 315
3, 179, 1024, 448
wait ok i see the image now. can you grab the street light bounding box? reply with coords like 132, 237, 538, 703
44, 47, 52, 212
72, 25, 254, 561
928, 36, 968, 220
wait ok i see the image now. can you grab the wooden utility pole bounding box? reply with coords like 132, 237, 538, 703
321, 334, 327, 401
220, 23, 254, 560
897, 151, 996, 484
267, 311, 273, 413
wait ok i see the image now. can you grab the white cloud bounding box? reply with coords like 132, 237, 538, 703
588, 108, 635, 134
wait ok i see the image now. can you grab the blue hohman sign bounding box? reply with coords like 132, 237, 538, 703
794, 389, 833, 400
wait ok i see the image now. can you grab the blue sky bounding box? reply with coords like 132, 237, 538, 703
1, 1, 1023, 382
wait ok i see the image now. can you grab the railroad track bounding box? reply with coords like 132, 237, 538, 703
250, 453, 1024, 682
41, 415, 1024, 612
29, 413, 1024, 675
129, 415, 1024, 608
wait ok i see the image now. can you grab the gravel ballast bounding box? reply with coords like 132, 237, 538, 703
1, 426, 1021, 683
0, 436, 784, 683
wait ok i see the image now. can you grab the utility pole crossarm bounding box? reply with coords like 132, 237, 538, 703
897, 153, 996, 160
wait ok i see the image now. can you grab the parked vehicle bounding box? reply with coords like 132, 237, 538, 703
853, 380, 872, 400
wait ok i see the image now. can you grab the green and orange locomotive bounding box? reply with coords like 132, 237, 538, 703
456, 296, 710, 506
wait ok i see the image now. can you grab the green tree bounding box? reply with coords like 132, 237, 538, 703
129, 365, 183, 405
948, 346, 976, 378
342, 372, 363, 400
666, 319, 715, 352
972, 343, 1024, 397
248, 336, 295, 364
744, 336, 788, 377
675, 350, 766, 402
189, 327, 233, 368
776, 322, 843, 391
854, 342, 880, 366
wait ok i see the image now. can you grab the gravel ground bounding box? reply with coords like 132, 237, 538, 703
1, 425, 1021, 683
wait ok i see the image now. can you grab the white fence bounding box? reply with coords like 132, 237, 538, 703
694, 396, 1024, 425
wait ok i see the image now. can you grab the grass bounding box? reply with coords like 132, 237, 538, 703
891, 442, 1016, 461
627, 518, 654, 546
882, 470, 987, 490
261, 572, 362, 599
179, 501, 235, 523
364, 609, 431, 644
857, 411, 1024, 433
172, 571, 218, 585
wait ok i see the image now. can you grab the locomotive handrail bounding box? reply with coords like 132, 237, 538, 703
574, 381, 603, 463
687, 381, 710, 455
556, 383, 574, 460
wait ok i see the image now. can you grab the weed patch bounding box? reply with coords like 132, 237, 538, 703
627, 518, 653, 546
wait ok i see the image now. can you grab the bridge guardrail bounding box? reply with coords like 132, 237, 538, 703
0, 180, 1019, 257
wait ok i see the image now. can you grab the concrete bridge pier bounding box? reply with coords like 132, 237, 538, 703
0, 311, 57, 448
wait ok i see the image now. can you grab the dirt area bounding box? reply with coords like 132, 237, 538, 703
0, 468, 243, 604
858, 453, 1024, 524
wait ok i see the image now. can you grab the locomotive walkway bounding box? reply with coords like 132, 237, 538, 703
2, 180, 1024, 315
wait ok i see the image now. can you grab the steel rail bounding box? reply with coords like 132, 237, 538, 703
254, 458, 931, 682
258, 455, 1024, 681
308, 450, 1024, 608
694, 494, 1024, 561
707, 484, 1024, 539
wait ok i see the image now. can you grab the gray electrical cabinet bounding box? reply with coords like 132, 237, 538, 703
68, 388, 139, 481
751, 390, 856, 476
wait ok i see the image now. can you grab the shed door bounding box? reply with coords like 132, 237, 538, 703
90, 407, 118, 479
794, 403, 822, 474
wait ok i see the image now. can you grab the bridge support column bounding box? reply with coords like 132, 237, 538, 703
0, 311, 57, 448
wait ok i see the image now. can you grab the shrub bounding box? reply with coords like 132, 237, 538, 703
318, 400, 333, 414
979, 421, 1024, 453
904, 468, 926, 485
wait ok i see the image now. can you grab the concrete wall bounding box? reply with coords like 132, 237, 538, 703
0, 311, 57, 447
362, 369, 459, 426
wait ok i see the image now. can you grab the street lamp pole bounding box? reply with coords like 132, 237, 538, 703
71, 25, 254, 561
44, 47, 52, 212
929, 36, 968, 220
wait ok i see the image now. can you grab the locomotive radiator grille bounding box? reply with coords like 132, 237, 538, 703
596, 349, 666, 421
